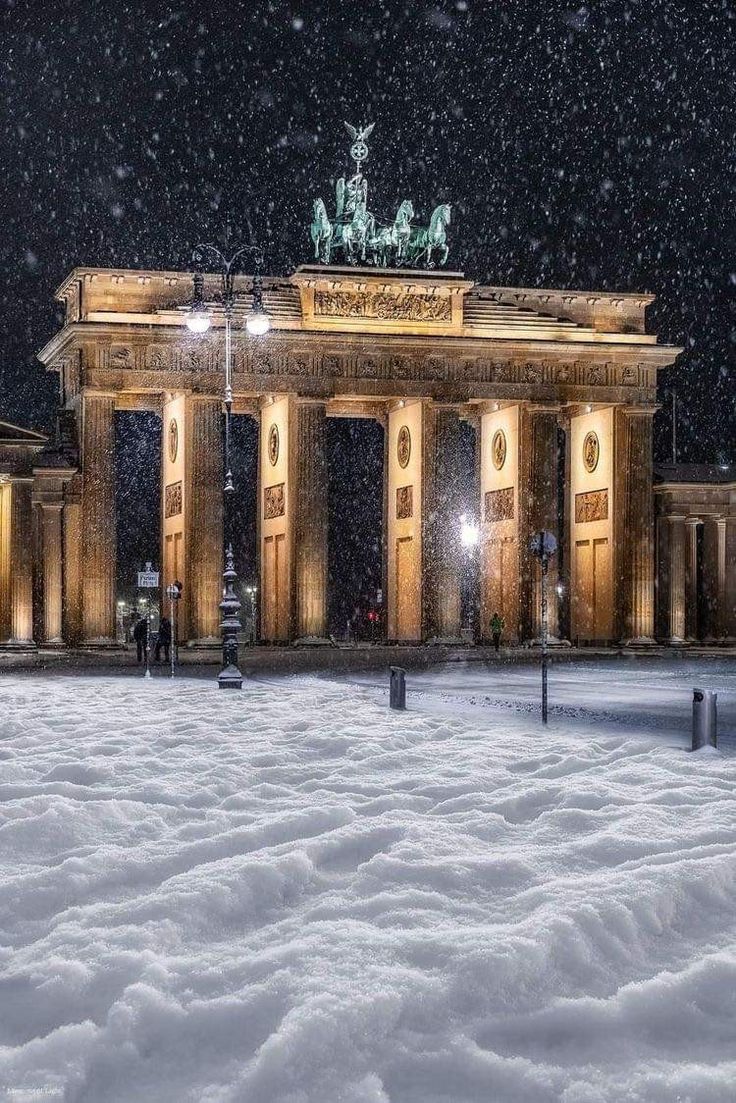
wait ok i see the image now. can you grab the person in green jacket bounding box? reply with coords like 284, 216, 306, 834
490, 612, 505, 652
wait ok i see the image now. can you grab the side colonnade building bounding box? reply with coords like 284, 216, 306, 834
5, 262, 717, 652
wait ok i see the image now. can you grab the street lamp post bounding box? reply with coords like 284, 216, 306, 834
529, 530, 558, 725
186, 241, 270, 689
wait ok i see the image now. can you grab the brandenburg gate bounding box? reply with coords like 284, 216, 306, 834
30, 259, 680, 650
2, 125, 688, 652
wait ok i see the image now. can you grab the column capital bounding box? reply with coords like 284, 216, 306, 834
618, 403, 658, 419
524, 401, 563, 414
82, 388, 119, 400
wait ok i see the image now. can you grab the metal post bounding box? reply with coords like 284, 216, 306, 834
692, 688, 717, 750
223, 307, 234, 494
144, 594, 151, 680
169, 588, 176, 679
541, 557, 548, 724
390, 666, 406, 710
672, 389, 677, 464
218, 544, 243, 689
529, 529, 556, 726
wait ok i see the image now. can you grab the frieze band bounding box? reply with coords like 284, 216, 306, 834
85, 342, 654, 392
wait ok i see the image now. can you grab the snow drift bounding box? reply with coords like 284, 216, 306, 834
1, 671, 735, 1102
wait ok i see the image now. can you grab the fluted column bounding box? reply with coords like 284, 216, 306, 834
684, 518, 700, 641
81, 394, 117, 643
186, 396, 223, 644
293, 401, 328, 639
0, 483, 10, 641
41, 503, 64, 645
520, 405, 560, 641
62, 476, 83, 645
617, 407, 656, 643
423, 406, 462, 639
666, 515, 687, 643
702, 518, 727, 641
9, 479, 34, 645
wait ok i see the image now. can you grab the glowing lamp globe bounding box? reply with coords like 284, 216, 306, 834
186, 309, 211, 334
246, 310, 270, 336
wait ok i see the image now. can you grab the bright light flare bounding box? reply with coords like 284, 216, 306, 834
246, 311, 270, 336
186, 309, 212, 333
460, 519, 480, 548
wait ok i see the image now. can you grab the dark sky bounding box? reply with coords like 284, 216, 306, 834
2, 0, 735, 463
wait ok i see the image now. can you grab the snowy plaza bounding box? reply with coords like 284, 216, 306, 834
1, 657, 735, 1101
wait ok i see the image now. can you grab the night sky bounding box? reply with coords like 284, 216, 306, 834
2, 1, 735, 615
3, 0, 735, 454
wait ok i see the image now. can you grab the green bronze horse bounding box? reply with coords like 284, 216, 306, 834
310, 199, 333, 264
407, 204, 451, 267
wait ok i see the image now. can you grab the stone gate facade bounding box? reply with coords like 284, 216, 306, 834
2, 263, 689, 650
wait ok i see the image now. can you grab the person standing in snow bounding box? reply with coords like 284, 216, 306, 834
133, 616, 148, 663
155, 617, 172, 663
490, 612, 505, 652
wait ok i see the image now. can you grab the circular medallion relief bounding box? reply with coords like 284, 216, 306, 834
397, 425, 411, 469
168, 418, 178, 464
268, 423, 280, 466
492, 429, 507, 471
583, 431, 600, 474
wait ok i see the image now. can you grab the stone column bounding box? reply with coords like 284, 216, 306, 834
702, 517, 727, 641
186, 396, 223, 644
62, 476, 83, 646
81, 394, 117, 643
665, 515, 687, 643
8, 479, 34, 645
617, 407, 656, 643
423, 406, 462, 640
40, 503, 65, 645
684, 518, 700, 641
520, 405, 560, 641
293, 401, 328, 640
726, 519, 736, 640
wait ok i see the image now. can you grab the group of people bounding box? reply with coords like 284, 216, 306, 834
133, 616, 173, 664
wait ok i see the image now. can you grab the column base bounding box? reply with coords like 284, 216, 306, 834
623, 636, 658, 648
292, 635, 335, 648
81, 638, 120, 649
425, 635, 466, 646
667, 636, 691, 648
525, 636, 572, 649
0, 639, 37, 653
43, 638, 67, 650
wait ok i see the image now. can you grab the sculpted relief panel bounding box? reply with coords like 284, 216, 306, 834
485, 487, 515, 522
264, 483, 286, 520
575, 489, 608, 523
314, 290, 451, 322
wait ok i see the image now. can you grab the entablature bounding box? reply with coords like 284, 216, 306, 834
46, 265, 676, 351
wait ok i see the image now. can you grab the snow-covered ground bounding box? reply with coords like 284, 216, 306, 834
1, 662, 736, 1102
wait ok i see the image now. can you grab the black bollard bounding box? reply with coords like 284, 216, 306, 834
692, 688, 717, 750
390, 666, 406, 710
